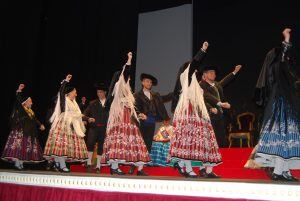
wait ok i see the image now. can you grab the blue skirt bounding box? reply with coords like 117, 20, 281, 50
149, 141, 204, 167
255, 97, 300, 168
150, 141, 170, 166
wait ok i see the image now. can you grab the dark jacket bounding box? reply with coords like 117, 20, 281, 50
134, 90, 172, 122
200, 72, 235, 113
83, 99, 108, 127
10, 92, 42, 137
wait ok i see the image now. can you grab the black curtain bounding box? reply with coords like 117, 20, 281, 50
0, 0, 193, 157
0, 0, 139, 151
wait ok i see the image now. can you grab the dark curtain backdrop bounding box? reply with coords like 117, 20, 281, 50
0, 0, 140, 152
193, 0, 300, 142
0, 0, 192, 162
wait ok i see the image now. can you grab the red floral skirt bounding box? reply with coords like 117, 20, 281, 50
101, 107, 150, 164
169, 104, 222, 165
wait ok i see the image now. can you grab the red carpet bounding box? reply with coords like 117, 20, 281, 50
70, 148, 300, 180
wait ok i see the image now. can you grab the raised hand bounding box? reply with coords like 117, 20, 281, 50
66, 74, 72, 82
282, 28, 291, 42
18, 84, 25, 92
233, 65, 242, 74
202, 41, 209, 52
126, 52, 133, 65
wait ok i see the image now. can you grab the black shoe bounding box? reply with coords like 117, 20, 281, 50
270, 173, 286, 181
110, 168, 125, 175
198, 168, 207, 178
14, 165, 23, 171
128, 165, 136, 175
86, 165, 92, 173
96, 167, 101, 174
45, 162, 53, 171
264, 167, 274, 178
185, 171, 198, 178
205, 172, 221, 179
282, 172, 299, 182
52, 162, 60, 172
173, 162, 186, 176
137, 170, 148, 176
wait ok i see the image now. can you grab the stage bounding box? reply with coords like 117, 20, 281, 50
0, 170, 300, 201
70, 148, 300, 180
1, 148, 300, 201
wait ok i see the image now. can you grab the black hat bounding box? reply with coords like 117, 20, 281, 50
202, 65, 219, 74
94, 83, 107, 91
140, 73, 158, 86
64, 84, 76, 94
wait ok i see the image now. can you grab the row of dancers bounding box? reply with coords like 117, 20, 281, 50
1, 28, 300, 181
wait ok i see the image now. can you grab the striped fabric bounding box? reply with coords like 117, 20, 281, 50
44, 119, 88, 162
101, 107, 150, 164
255, 97, 300, 168
169, 104, 222, 166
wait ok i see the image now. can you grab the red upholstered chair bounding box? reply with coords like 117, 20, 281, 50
228, 112, 255, 148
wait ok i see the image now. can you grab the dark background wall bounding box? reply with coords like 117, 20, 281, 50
0, 0, 190, 155
0, 0, 299, 152
193, 0, 300, 142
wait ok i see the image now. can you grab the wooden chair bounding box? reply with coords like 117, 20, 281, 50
228, 112, 255, 148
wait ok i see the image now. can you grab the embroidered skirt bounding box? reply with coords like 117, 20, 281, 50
169, 104, 222, 166
101, 107, 150, 164
2, 128, 44, 163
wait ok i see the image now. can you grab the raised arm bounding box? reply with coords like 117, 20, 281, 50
171, 64, 184, 112
106, 52, 133, 109
11, 84, 26, 121
172, 42, 209, 112
15, 84, 25, 105
58, 74, 72, 111
219, 65, 242, 87
189, 41, 209, 73
281, 28, 300, 82
123, 52, 133, 81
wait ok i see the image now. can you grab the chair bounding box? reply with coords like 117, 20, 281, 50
228, 112, 255, 148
